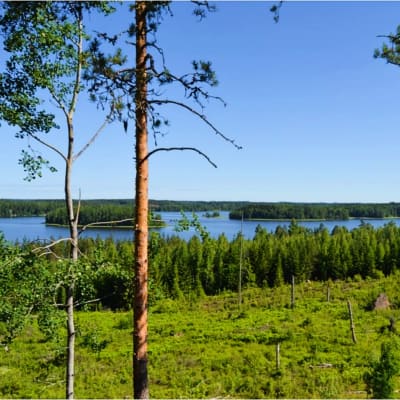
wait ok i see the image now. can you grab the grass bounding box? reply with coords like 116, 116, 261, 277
2, 275, 400, 398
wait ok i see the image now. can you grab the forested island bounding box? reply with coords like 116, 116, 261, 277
229, 202, 400, 220
150, 200, 249, 212
46, 205, 164, 228
0, 199, 165, 228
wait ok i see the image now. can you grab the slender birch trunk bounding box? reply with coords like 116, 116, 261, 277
65, 121, 78, 400
65, 6, 83, 396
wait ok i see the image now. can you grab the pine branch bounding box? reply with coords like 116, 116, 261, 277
149, 98, 242, 149
142, 146, 217, 168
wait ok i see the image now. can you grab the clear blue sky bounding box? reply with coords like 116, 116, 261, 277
1, 1, 400, 202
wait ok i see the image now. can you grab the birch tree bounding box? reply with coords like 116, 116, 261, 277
0, 2, 113, 398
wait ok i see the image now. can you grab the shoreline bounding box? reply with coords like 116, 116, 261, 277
230, 216, 400, 222
45, 223, 165, 230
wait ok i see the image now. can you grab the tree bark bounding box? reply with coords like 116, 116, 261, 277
66, 283, 75, 400
65, 120, 78, 400
64, 6, 83, 395
134, 2, 149, 399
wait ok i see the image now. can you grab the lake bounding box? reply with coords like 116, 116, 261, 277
1, 211, 400, 243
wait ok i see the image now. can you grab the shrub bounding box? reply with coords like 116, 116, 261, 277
364, 338, 400, 398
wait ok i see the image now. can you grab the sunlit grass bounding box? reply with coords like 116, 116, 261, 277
2, 276, 400, 398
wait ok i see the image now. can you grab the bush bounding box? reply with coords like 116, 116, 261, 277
364, 338, 400, 398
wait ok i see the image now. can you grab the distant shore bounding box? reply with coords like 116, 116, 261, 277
241, 216, 400, 222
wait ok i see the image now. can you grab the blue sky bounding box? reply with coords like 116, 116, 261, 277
1, 1, 400, 202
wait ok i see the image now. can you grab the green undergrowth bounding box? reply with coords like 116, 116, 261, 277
2, 275, 400, 398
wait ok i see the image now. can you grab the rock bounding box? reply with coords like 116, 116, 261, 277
374, 293, 390, 310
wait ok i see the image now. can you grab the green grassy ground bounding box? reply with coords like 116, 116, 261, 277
2, 276, 400, 398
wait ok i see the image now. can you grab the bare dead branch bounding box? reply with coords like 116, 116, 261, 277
149, 99, 242, 150
33, 237, 74, 254
32, 237, 77, 259
74, 293, 116, 308
142, 146, 217, 168
36, 248, 64, 259
74, 107, 114, 161
78, 218, 134, 235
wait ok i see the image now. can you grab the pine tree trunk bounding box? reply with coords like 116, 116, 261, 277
134, 2, 149, 398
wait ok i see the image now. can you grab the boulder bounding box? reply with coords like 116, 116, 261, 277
374, 293, 390, 310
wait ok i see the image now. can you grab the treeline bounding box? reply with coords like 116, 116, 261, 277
0, 199, 134, 218
5, 199, 400, 220
7, 220, 400, 310
0, 199, 64, 217
230, 202, 400, 220
0, 199, 249, 217
46, 204, 164, 228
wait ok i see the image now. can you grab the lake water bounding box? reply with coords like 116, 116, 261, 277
1, 211, 400, 243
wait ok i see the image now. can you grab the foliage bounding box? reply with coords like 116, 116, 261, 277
2, 279, 400, 398
3, 221, 400, 312
0, 3, 118, 396
374, 25, 400, 67
0, 219, 400, 309
0, 2, 111, 177
175, 211, 210, 241
364, 338, 400, 398
0, 237, 55, 346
